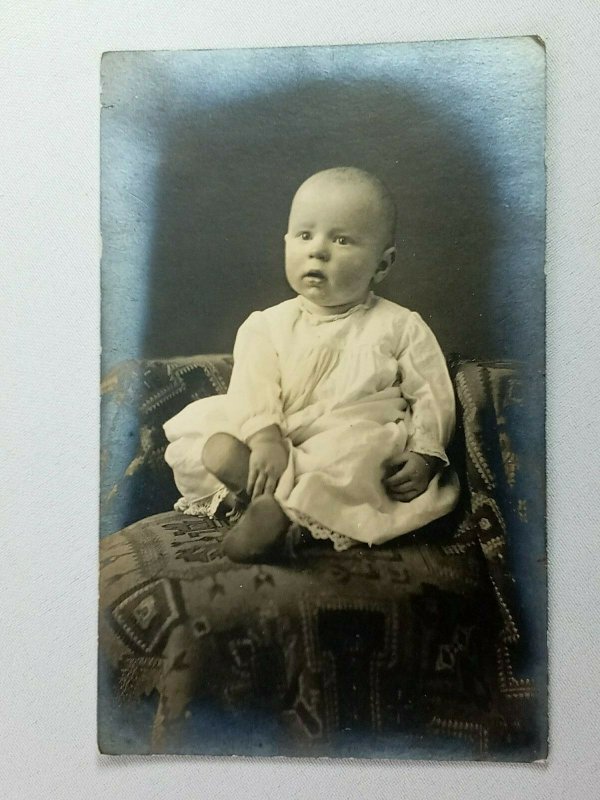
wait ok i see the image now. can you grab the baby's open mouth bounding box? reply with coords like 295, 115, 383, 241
303, 270, 326, 280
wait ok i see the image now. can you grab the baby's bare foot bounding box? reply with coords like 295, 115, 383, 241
222, 495, 289, 563
218, 490, 249, 518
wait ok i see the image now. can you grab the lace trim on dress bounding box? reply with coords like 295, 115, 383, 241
285, 507, 359, 552
297, 291, 376, 324
173, 485, 230, 519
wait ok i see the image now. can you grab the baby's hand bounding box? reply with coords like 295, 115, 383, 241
247, 426, 288, 499
383, 452, 442, 502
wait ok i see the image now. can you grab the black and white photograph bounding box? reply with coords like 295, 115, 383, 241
97, 38, 547, 759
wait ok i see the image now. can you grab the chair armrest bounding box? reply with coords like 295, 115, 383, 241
453, 360, 545, 674
100, 355, 233, 536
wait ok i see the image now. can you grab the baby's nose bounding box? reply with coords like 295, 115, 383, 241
309, 239, 330, 261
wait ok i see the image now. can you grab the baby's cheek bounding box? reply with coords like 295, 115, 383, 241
285, 254, 303, 282
289, 248, 307, 268
336, 260, 369, 288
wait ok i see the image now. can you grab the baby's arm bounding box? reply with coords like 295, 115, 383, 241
246, 424, 288, 499
384, 312, 455, 502
228, 312, 288, 498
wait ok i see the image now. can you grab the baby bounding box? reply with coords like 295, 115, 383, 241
164, 167, 460, 561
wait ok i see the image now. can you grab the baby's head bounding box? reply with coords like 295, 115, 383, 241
285, 167, 397, 314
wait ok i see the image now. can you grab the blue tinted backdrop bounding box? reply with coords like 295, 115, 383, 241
100, 38, 546, 757
101, 38, 545, 373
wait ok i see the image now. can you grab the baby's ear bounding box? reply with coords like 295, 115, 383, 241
373, 246, 396, 284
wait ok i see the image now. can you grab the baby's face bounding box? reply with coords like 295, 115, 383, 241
285, 178, 394, 313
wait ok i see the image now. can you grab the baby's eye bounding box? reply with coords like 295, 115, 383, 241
299, 231, 312, 240
334, 235, 351, 245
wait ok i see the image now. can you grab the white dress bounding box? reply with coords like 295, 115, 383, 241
163, 293, 460, 550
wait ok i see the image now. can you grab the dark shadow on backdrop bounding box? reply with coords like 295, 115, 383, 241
101, 70, 545, 756
139, 77, 544, 684
142, 79, 499, 361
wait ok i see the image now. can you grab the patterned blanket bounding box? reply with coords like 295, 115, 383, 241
99, 356, 546, 758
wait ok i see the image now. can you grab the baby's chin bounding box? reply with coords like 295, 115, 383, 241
291, 282, 326, 300
297, 284, 332, 303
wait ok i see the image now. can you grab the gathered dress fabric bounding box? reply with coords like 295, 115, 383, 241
163, 294, 460, 550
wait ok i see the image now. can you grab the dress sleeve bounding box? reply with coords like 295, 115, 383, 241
227, 311, 285, 442
396, 312, 455, 465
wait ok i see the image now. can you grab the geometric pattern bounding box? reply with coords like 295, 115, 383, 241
110, 578, 183, 656
99, 354, 545, 759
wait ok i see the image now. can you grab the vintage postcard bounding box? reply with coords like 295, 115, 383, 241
98, 37, 546, 759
